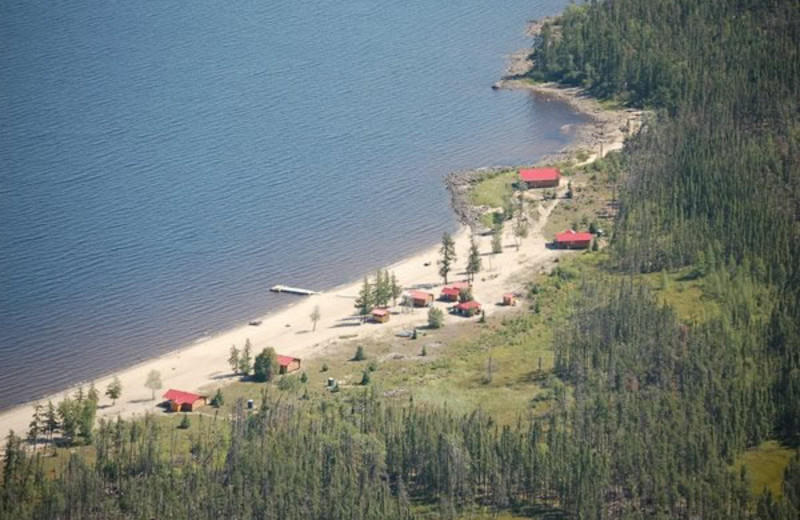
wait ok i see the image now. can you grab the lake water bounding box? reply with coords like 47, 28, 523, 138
0, 0, 585, 411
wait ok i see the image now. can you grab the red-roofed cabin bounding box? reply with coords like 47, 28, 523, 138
371, 308, 390, 323
163, 389, 206, 412
555, 229, 593, 249
277, 355, 301, 374
440, 286, 461, 302
407, 290, 434, 307
455, 300, 482, 317
520, 168, 561, 189
502, 293, 517, 306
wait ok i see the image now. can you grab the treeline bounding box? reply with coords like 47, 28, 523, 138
531, 0, 800, 517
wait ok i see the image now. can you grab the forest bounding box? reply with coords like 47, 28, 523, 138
3, 0, 799, 518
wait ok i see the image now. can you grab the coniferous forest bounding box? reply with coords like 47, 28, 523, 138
3, 0, 799, 518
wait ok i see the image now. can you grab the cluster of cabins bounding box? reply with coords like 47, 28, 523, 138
519, 167, 596, 250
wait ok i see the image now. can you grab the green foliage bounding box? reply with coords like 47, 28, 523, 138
300, 371, 308, 384
105, 376, 122, 405
144, 370, 162, 400
253, 347, 278, 383
466, 238, 482, 281
360, 371, 371, 386
354, 276, 373, 319
321, 363, 329, 372
210, 389, 224, 408
239, 339, 252, 375
438, 232, 457, 285
178, 414, 190, 430
277, 376, 300, 393
428, 307, 445, 329
228, 344, 240, 375
353, 345, 366, 362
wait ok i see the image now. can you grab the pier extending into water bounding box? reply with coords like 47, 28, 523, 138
269, 285, 320, 296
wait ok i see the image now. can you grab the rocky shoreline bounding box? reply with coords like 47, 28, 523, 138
445, 17, 642, 228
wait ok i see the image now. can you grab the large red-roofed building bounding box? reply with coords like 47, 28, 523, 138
163, 389, 207, 412
555, 229, 593, 249
519, 168, 561, 189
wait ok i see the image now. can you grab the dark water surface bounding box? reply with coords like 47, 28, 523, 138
0, 0, 586, 411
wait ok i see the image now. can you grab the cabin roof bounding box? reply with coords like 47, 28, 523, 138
456, 300, 481, 310
277, 355, 300, 367
519, 167, 560, 182
555, 229, 593, 242
163, 389, 204, 405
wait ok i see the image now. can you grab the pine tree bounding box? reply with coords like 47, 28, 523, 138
228, 344, 240, 375
466, 237, 482, 282
355, 276, 374, 320
390, 272, 403, 307
438, 232, 457, 285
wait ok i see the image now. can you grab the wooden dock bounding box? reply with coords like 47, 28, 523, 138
270, 285, 320, 296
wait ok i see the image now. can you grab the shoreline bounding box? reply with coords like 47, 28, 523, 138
0, 32, 637, 446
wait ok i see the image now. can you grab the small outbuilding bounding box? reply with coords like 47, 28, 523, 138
440, 286, 461, 302
455, 300, 482, 317
555, 229, 593, 249
502, 293, 517, 306
277, 355, 302, 374
163, 389, 207, 412
407, 290, 434, 307
519, 167, 561, 189
371, 308, 390, 323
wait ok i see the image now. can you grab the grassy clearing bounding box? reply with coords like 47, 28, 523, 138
642, 267, 722, 323
733, 440, 797, 497
469, 170, 517, 208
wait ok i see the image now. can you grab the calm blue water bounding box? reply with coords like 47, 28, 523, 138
0, 0, 585, 411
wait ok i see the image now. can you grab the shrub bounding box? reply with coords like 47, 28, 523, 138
353, 346, 366, 361
253, 347, 278, 382
367, 360, 378, 372
178, 414, 190, 430
210, 389, 224, 408
428, 307, 445, 329
360, 371, 371, 386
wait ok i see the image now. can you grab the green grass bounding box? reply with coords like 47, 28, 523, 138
733, 440, 797, 497
469, 170, 517, 208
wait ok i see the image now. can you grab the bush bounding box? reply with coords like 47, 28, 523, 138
360, 371, 371, 386
178, 414, 191, 430
321, 363, 329, 372
253, 347, 278, 382
277, 376, 300, 393
458, 287, 473, 303
300, 372, 308, 383
210, 389, 224, 408
428, 307, 445, 329
421, 345, 427, 356
353, 346, 366, 361
367, 360, 378, 372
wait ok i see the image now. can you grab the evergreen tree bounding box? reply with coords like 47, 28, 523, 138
438, 232, 457, 285
354, 276, 374, 321
228, 344, 240, 375
466, 237, 482, 282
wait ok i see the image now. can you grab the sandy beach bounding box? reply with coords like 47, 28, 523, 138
0, 78, 635, 447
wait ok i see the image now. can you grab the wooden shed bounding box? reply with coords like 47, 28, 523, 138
277, 355, 301, 374
519, 168, 561, 189
371, 308, 390, 323
407, 290, 434, 307
455, 300, 482, 317
163, 389, 206, 412
502, 293, 517, 306
555, 229, 593, 249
